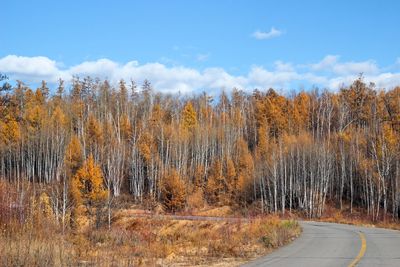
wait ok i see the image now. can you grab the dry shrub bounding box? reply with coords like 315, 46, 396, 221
195, 206, 233, 217
0, 222, 76, 267
0, 180, 32, 226
142, 195, 160, 211
138, 216, 300, 263
161, 170, 187, 212
187, 189, 205, 211
0, 180, 301, 267
0, 181, 76, 267
242, 216, 300, 250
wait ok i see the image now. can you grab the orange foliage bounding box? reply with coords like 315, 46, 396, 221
65, 135, 83, 177
161, 169, 186, 212
120, 114, 132, 140
205, 160, 228, 205
86, 114, 103, 147
182, 102, 197, 130
0, 117, 20, 146
70, 154, 107, 206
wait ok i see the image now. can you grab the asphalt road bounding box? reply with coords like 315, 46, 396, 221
243, 221, 400, 267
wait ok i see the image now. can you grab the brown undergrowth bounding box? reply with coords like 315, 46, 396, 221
0, 201, 300, 267
0, 217, 300, 267
104, 214, 301, 266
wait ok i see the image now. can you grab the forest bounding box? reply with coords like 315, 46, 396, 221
0, 73, 399, 230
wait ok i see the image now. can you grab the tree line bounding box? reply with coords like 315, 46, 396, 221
0, 74, 399, 226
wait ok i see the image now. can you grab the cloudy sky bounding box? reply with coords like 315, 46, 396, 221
1, 0, 400, 93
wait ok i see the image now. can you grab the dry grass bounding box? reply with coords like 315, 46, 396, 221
0, 181, 301, 266
0, 220, 77, 267
100, 214, 301, 266
0, 212, 300, 267
194, 206, 234, 217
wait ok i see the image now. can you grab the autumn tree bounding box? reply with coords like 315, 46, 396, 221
86, 114, 103, 160
38, 80, 50, 99
65, 135, 83, 178
70, 154, 108, 228
235, 138, 254, 206
182, 101, 197, 130
340, 77, 375, 128
205, 160, 229, 205
1, 75, 400, 222
292, 92, 310, 133
161, 169, 186, 212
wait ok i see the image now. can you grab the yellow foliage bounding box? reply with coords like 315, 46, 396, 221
86, 114, 103, 146
296, 131, 312, 146
205, 160, 228, 205
150, 104, 163, 127
337, 129, 352, 144
340, 78, 375, 125
161, 169, 187, 212
51, 106, 67, 128
232, 108, 244, 128
236, 174, 253, 205
235, 138, 254, 205
0, 117, 21, 145
193, 165, 205, 190
226, 157, 236, 182
257, 125, 269, 159
138, 132, 153, 162
35, 87, 45, 103
237, 138, 254, 176
25, 105, 46, 130
65, 135, 83, 176
182, 102, 197, 130
70, 154, 107, 208
38, 192, 54, 218
71, 100, 84, 119
120, 114, 132, 140
282, 133, 297, 153
382, 124, 397, 151
187, 188, 205, 210
292, 92, 310, 132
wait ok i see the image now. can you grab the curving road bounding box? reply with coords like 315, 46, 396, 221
243, 221, 400, 267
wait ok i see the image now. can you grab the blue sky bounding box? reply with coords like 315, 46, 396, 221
2, 0, 400, 93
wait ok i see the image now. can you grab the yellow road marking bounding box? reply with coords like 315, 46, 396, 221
348, 232, 367, 267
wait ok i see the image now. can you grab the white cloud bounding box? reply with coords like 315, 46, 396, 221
329, 72, 400, 90
333, 61, 378, 76
252, 27, 282, 40
196, 53, 210, 62
248, 66, 300, 89
274, 61, 295, 72
1, 54, 400, 93
69, 59, 119, 78
202, 68, 247, 90
0, 55, 68, 82
311, 55, 379, 75
311, 55, 339, 71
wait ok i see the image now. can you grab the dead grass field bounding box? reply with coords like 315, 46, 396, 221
0, 208, 300, 267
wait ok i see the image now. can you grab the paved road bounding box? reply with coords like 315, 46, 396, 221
243, 221, 400, 267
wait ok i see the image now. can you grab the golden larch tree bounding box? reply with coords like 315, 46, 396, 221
70, 154, 108, 228
161, 169, 186, 212
205, 160, 228, 205
182, 102, 197, 130
65, 135, 83, 177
